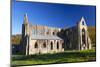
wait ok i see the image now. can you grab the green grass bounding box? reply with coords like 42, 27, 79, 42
11, 50, 96, 66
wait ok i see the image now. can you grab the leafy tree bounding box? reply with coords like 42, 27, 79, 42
12, 34, 21, 45
88, 26, 96, 47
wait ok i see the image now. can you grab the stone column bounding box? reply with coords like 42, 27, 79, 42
80, 30, 83, 50
85, 31, 88, 50
77, 26, 81, 50
25, 36, 29, 55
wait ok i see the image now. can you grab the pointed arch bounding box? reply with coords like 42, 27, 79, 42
57, 41, 59, 49
50, 41, 53, 50
43, 42, 46, 48
82, 28, 85, 35
82, 28, 86, 46
34, 42, 38, 48
82, 21, 85, 25
62, 42, 64, 48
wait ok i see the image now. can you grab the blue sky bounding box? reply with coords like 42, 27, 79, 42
12, 0, 96, 34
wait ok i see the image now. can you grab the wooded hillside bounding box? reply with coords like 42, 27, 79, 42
88, 26, 96, 44
11, 34, 21, 45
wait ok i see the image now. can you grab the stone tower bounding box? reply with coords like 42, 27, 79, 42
77, 17, 91, 50
22, 14, 30, 55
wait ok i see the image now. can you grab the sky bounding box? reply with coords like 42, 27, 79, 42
12, 0, 96, 34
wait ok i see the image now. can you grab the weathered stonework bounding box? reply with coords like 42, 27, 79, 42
21, 14, 91, 55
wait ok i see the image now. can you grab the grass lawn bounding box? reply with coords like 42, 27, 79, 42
11, 50, 96, 66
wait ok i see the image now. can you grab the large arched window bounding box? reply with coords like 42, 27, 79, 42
34, 42, 38, 48
57, 41, 59, 49
43, 42, 46, 48
82, 21, 84, 25
82, 28, 86, 44
51, 42, 53, 50
82, 28, 85, 35
62, 42, 64, 48
53, 32, 55, 35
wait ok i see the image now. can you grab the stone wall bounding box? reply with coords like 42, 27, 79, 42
29, 39, 64, 55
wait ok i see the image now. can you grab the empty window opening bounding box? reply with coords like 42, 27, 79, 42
57, 42, 59, 49
51, 42, 53, 50
34, 42, 38, 48
43, 42, 46, 48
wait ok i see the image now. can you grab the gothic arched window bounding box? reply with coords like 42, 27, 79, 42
82, 28, 85, 35
62, 42, 64, 48
43, 42, 46, 48
51, 42, 53, 50
82, 21, 84, 25
34, 42, 38, 48
53, 32, 55, 35
57, 41, 59, 49
82, 28, 86, 45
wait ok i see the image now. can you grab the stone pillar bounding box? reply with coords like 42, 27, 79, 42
47, 40, 49, 53
88, 37, 92, 49
59, 40, 62, 52
85, 31, 88, 50
80, 30, 82, 50
77, 25, 81, 50
25, 36, 29, 55
53, 40, 56, 52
